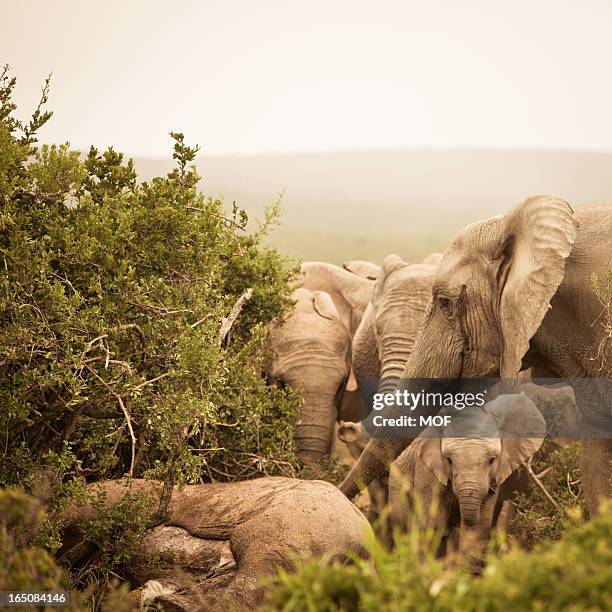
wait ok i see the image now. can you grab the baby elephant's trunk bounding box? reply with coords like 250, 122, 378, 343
457, 487, 483, 527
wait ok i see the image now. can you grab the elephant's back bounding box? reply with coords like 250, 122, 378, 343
169, 477, 307, 538
230, 478, 372, 570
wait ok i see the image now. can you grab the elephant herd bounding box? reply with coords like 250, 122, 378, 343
62, 195, 611, 610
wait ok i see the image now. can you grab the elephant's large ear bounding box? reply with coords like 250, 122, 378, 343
410, 431, 448, 486
487, 392, 547, 484
312, 291, 340, 321
343, 260, 381, 280
494, 196, 578, 377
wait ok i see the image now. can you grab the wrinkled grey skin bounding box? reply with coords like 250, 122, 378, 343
60, 477, 371, 611
388, 393, 545, 564
270, 287, 352, 464
299, 261, 379, 424
352, 253, 442, 399
341, 196, 612, 517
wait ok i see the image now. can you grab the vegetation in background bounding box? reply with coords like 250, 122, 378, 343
0, 66, 300, 604
0, 488, 85, 610
509, 442, 586, 547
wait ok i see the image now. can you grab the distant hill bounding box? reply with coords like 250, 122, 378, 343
135, 149, 612, 265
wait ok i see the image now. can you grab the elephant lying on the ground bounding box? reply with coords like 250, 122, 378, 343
388, 393, 546, 566
341, 197, 611, 516
60, 477, 372, 611
269, 288, 353, 464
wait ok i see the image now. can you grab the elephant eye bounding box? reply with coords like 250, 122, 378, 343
488, 457, 496, 465
445, 456, 453, 466
438, 296, 453, 318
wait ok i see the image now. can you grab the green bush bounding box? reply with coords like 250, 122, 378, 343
0, 66, 301, 602
0, 488, 85, 610
0, 66, 300, 489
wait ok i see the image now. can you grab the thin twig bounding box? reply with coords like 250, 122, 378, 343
85, 366, 136, 476
217, 288, 253, 344
133, 372, 171, 390
526, 456, 561, 512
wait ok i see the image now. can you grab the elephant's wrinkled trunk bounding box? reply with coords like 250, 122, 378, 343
379, 332, 415, 381
457, 487, 483, 527
295, 388, 338, 465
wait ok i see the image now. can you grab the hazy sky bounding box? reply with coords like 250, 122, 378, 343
4, 1, 612, 156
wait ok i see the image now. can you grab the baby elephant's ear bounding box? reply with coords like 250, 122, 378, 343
487, 392, 547, 484
411, 433, 448, 486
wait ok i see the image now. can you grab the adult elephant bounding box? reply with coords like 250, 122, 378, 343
299, 260, 379, 424
352, 253, 442, 401
270, 262, 379, 465
269, 288, 352, 464
337, 253, 440, 517
340, 196, 612, 516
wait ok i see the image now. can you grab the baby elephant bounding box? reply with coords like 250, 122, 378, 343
388, 392, 546, 564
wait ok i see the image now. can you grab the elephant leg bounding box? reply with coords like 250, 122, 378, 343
367, 477, 388, 521
339, 437, 408, 499
494, 499, 515, 534
581, 437, 612, 517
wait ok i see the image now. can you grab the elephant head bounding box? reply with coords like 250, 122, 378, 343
299, 261, 377, 337
403, 196, 578, 381
270, 288, 351, 464
411, 393, 546, 527
352, 253, 441, 400
342, 260, 381, 280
